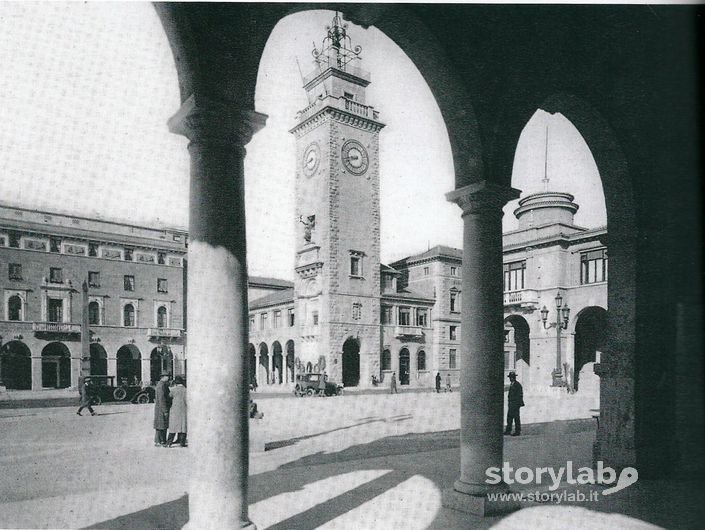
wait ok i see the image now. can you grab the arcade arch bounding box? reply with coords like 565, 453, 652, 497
41, 342, 71, 389
573, 306, 608, 391
342, 337, 360, 387
0, 341, 32, 390
116, 344, 141, 385
89, 343, 108, 376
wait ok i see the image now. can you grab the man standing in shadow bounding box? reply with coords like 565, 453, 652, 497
504, 371, 524, 436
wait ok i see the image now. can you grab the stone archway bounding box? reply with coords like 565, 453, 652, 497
342, 337, 361, 387
41, 342, 71, 389
574, 306, 608, 391
248, 344, 257, 387
150, 346, 173, 384
272, 341, 283, 384
0, 341, 32, 390
285, 340, 295, 383
116, 344, 141, 385
504, 314, 530, 384
399, 348, 410, 385
258, 343, 269, 385
89, 343, 108, 376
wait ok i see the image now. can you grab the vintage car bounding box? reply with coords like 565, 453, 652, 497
293, 373, 343, 397
84, 375, 155, 404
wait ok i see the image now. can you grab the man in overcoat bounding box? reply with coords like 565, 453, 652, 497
153, 372, 171, 447
505, 371, 524, 436
76, 375, 96, 416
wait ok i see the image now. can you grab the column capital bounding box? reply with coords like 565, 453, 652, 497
168, 94, 268, 146
446, 181, 520, 215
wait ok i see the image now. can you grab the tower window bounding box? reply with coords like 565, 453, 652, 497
450, 266, 457, 276
350, 256, 361, 277
424, 266, 430, 276
449, 349, 457, 369
450, 291, 460, 312
449, 325, 457, 341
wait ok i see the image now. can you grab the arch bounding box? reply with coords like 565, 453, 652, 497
342, 337, 360, 387
123, 304, 135, 327
89, 343, 108, 376
88, 301, 101, 326
504, 314, 531, 367
8, 295, 23, 321
116, 344, 141, 385
258, 342, 269, 384
381, 349, 391, 371
248, 343, 257, 387
573, 306, 608, 391
151, 346, 173, 383
0, 341, 32, 390
306, 362, 313, 374
399, 347, 410, 385
41, 342, 71, 389
272, 341, 283, 384
285, 340, 295, 383
417, 349, 427, 372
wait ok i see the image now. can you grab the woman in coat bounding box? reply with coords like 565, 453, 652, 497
153, 373, 171, 446
167, 376, 187, 447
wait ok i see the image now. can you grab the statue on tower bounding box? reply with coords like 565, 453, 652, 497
299, 214, 316, 243
312, 11, 362, 71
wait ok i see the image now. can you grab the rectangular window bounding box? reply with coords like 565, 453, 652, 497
88, 271, 100, 288
416, 308, 428, 327
399, 306, 411, 326
157, 278, 168, 293
249, 315, 255, 331
450, 291, 459, 312
158, 252, 166, 265
273, 310, 281, 328
580, 249, 608, 284
288, 308, 295, 327
49, 237, 61, 253
503, 260, 526, 292
350, 256, 361, 277
88, 243, 99, 257
449, 325, 457, 341
124, 248, 133, 261
449, 349, 457, 369
48, 298, 63, 323
124, 275, 135, 291
260, 313, 268, 329
344, 91, 355, 100
450, 266, 457, 276
381, 305, 393, 325
312, 311, 319, 326
49, 267, 63, 284
424, 266, 430, 276
9, 232, 21, 248
9, 263, 22, 281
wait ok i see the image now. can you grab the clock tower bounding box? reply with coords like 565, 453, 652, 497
290, 13, 385, 387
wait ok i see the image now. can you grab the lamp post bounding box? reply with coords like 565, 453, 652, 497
541, 292, 570, 387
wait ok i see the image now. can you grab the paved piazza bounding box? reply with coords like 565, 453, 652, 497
0, 391, 599, 529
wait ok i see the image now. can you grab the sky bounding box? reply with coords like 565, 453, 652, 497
0, 3, 606, 281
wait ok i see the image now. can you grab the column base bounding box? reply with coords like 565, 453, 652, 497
442, 482, 521, 517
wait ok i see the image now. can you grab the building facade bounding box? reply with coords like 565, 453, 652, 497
0, 203, 187, 391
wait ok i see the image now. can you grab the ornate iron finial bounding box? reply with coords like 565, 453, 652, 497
312, 11, 362, 71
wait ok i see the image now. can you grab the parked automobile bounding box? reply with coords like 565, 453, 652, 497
84, 375, 155, 404
293, 373, 343, 397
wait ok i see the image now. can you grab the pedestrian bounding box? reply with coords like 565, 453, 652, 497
504, 371, 524, 436
153, 372, 171, 447
445, 373, 452, 392
435, 372, 441, 393
167, 375, 187, 447
390, 371, 398, 394
250, 375, 258, 392
318, 371, 327, 397
76, 375, 96, 416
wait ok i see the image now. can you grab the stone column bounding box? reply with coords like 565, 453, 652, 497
443, 181, 519, 516
267, 352, 273, 386
169, 95, 267, 530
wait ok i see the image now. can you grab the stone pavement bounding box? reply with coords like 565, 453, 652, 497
0, 392, 702, 529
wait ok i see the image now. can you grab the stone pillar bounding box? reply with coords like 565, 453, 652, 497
169, 95, 267, 530
255, 353, 260, 385
267, 352, 273, 386
31, 356, 42, 390
443, 181, 519, 516
107, 356, 117, 379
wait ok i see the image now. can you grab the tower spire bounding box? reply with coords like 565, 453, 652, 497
312, 11, 362, 71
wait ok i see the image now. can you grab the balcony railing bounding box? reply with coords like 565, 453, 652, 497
147, 328, 184, 339
503, 289, 539, 307
395, 325, 424, 338
296, 96, 380, 123
33, 322, 81, 334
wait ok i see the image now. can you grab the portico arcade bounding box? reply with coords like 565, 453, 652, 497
156, 4, 702, 527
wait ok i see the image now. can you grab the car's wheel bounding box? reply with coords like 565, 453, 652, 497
306, 388, 315, 397
91, 396, 102, 405
113, 387, 127, 401
135, 393, 150, 404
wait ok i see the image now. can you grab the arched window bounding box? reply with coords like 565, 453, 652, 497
417, 350, 426, 371
8, 295, 22, 321
123, 304, 135, 327
88, 301, 100, 325
157, 306, 168, 328
381, 349, 392, 371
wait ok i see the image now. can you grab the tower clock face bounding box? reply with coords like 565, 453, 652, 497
303, 142, 320, 177
341, 140, 369, 175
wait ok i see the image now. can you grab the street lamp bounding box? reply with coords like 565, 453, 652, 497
541, 292, 570, 387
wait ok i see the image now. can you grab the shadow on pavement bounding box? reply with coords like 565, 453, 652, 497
85, 494, 188, 530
